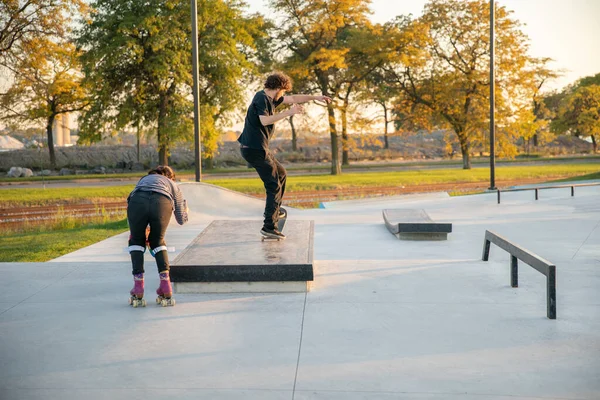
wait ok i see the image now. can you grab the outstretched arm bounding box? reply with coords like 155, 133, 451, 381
282, 94, 332, 104
259, 104, 304, 126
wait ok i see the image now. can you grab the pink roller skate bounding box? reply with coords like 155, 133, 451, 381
129, 273, 147, 307
156, 271, 176, 307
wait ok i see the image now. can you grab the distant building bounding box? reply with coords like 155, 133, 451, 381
52, 113, 73, 146
0, 135, 25, 152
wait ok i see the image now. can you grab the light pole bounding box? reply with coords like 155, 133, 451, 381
489, 0, 496, 190
191, 0, 202, 182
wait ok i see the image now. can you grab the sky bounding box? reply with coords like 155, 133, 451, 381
246, 0, 600, 91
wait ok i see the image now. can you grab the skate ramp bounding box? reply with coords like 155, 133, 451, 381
179, 181, 266, 219
319, 191, 450, 209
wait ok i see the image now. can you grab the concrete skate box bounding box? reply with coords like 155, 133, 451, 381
170, 219, 314, 293
383, 209, 452, 240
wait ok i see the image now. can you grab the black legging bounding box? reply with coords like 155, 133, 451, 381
241, 147, 286, 230
127, 190, 172, 275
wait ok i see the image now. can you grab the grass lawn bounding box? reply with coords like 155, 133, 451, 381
550, 171, 600, 182
1, 163, 598, 261
2, 155, 599, 184
1, 163, 598, 207
206, 163, 600, 194
0, 219, 129, 262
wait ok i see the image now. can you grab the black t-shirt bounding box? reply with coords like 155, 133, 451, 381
238, 90, 284, 150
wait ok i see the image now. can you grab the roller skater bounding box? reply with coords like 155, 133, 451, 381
156, 271, 176, 307
126, 165, 188, 307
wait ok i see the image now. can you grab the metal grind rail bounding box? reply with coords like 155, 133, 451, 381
482, 230, 556, 319
497, 182, 600, 204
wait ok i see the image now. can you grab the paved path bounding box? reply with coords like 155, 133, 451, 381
1, 182, 599, 400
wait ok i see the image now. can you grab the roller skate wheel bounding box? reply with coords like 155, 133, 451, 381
141, 299, 147, 307
128, 297, 133, 305
157, 297, 175, 307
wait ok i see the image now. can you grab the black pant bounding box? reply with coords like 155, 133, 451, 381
127, 191, 172, 275
241, 148, 286, 230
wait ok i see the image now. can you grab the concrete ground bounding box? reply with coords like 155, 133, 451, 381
1, 182, 599, 400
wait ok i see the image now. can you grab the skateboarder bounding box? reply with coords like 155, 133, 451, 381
126, 165, 189, 307
238, 72, 331, 239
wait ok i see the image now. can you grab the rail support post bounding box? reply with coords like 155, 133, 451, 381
511, 255, 518, 287
482, 238, 491, 261
547, 265, 556, 319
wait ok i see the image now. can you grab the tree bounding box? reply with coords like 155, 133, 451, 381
0, 0, 88, 168
382, 0, 543, 168
500, 57, 560, 156
529, 57, 560, 147
78, 0, 192, 165
270, 0, 372, 175
576, 73, 600, 88
360, 69, 400, 149
0, 38, 88, 168
336, 23, 391, 165
77, 0, 266, 166
552, 84, 600, 153
0, 0, 86, 63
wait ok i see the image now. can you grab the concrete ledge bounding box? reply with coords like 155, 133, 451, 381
171, 219, 314, 293
396, 232, 449, 241
174, 281, 311, 293
171, 263, 314, 282
383, 209, 452, 241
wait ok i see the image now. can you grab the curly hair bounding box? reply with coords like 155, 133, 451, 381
264, 72, 293, 91
148, 165, 176, 181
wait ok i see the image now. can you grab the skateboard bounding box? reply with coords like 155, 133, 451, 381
261, 207, 287, 241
